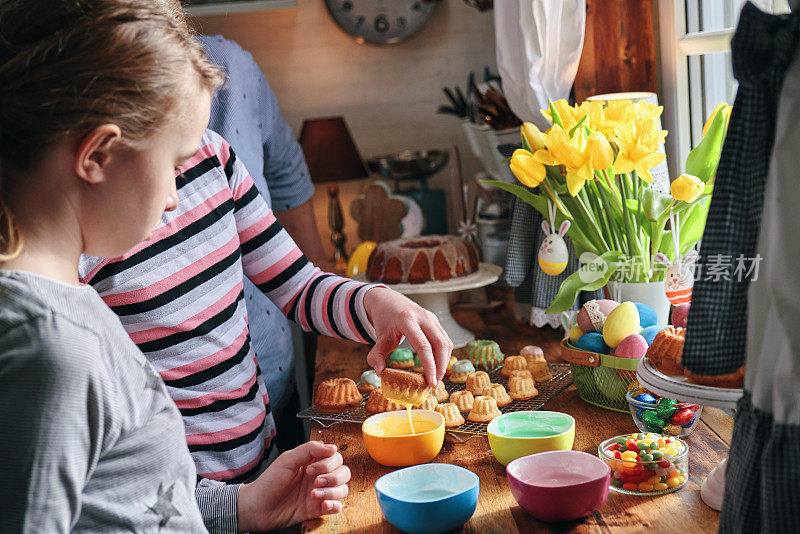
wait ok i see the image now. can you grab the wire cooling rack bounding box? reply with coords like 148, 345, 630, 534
297, 364, 573, 436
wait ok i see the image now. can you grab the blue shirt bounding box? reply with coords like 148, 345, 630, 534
198, 35, 315, 418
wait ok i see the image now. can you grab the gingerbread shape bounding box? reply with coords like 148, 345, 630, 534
350, 181, 407, 243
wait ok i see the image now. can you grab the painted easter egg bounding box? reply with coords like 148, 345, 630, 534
576, 299, 620, 334
615, 334, 648, 359
664, 263, 694, 305
633, 302, 658, 329
538, 236, 568, 275
671, 303, 691, 328
569, 324, 584, 344
641, 325, 666, 346
574, 332, 609, 354
602, 302, 642, 349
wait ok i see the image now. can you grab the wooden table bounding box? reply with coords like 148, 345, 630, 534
302, 297, 731, 533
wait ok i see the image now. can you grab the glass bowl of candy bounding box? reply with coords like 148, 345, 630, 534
626, 389, 703, 438
598, 433, 689, 495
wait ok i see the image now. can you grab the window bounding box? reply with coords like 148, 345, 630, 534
657, 0, 791, 177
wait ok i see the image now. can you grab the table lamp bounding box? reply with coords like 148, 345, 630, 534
299, 117, 368, 270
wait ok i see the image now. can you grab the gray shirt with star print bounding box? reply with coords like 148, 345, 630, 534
0, 271, 238, 532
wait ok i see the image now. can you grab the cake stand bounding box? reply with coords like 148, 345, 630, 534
636, 358, 743, 510
359, 263, 502, 349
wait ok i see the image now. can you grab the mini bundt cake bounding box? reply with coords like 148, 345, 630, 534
450, 390, 475, 413
448, 360, 475, 383
485, 383, 512, 408
387, 348, 415, 369
645, 326, 686, 376
315, 378, 363, 412
365, 388, 405, 413
381, 369, 431, 406
357, 370, 381, 394
468, 396, 502, 422
443, 355, 458, 377
522, 345, 552, 381
411, 354, 424, 374
509, 369, 533, 381
508, 376, 538, 401
501, 355, 528, 377
433, 380, 449, 403
464, 340, 504, 371
414, 394, 438, 411
521, 345, 544, 366
465, 371, 491, 396
435, 403, 466, 428
365, 235, 479, 284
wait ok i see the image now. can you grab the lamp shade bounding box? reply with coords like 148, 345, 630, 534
299, 117, 368, 184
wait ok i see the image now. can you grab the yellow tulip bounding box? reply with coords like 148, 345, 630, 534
613, 116, 667, 183
521, 122, 546, 152
510, 149, 546, 188
702, 102, 732, 137
671, 173, 704, 203
587, 131, 614, 170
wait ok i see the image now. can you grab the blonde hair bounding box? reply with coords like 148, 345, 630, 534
0, 0, 223, 260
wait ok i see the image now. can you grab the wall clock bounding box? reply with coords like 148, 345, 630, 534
324, 0, 440, 45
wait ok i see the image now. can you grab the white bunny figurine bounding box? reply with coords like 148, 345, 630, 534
538, 220, 570, 275
656, 249, 699, 305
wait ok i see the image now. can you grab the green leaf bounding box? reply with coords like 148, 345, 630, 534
685, 106, 728, 182
568, 115, 587, 137
679, 201, 709, 254
545, 251, 626, 313
643, 188, 674, 222
548, 99, 563, 128
520, 130, 533, 153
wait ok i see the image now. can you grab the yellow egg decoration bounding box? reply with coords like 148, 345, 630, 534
537, 220, 570, 276
569, 324, 584, 344
602, 302, 641, 349
346, 241, 377, 277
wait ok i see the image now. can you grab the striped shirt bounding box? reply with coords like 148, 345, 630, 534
79, 129, 377, 483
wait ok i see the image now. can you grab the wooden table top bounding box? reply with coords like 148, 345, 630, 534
302, 297, 731, 533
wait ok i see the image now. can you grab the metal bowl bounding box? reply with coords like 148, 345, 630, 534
367, 149, 449, 181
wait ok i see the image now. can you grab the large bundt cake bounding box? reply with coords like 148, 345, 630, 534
645, 326, 686, 376
315, 378, 363, 412
464, 339, 504, 371
366, 235, 479, 284
435, 403, 466, 428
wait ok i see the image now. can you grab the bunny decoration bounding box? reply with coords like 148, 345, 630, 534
656, 249, 699, 305
538, 219, 571, 275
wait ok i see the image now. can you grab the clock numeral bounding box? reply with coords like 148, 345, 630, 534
374, 14, 390, 34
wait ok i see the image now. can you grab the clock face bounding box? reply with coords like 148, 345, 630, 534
325, 0, 440, 45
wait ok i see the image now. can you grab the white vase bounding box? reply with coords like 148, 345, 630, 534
606, 281, 671, 326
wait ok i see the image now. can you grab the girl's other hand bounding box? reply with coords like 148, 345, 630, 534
363, 286, 453, 387
237, 441, 350, 532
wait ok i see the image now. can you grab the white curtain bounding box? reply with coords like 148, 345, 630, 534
494, 0, 586, 129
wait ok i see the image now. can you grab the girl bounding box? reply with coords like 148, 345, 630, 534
0, 1, 352, 532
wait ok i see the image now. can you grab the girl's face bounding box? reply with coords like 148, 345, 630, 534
83, 85, 212, 258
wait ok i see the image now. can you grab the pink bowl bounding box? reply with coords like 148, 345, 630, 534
506, 450, 610, 522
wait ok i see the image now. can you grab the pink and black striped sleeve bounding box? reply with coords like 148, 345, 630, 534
218, 138, 382, 344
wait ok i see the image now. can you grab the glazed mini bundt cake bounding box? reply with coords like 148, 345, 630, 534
387, 348, 415, 369
448, 360, 475, 383
522, 345, 552, 381
381, 369, 431, 406
450, 390, 475, 413
366, 235, 479, 284
508, 376, 538, 401
465, 371, 491, 396
485, 383, 512, 408
501, 355, 528, 377
365, 388, 406, 413
411, 354, 424, 374
435, 403, 466, 428
645, 326, 686, 376
315, 378, 363, 412
467, 396, 502, 422
357, 370, 381, 394
464, 340, 504, 371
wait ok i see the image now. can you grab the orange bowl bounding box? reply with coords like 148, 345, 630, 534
362, 410, 445, 467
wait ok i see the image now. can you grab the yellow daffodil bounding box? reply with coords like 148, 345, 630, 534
510, 148, 546, 188
587, 130, 614, 170
576, 100, 606, 132
599, 100, 637, 139
702, 102, 732, 137
671, 173, 704, 203
521, 122, 546, 152
534, 125, 594, 196
541, 99, 581, 129
613, 116, 668, 183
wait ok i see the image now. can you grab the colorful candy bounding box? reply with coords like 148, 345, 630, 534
628, 383, 702, 437
600, 433, 688, 494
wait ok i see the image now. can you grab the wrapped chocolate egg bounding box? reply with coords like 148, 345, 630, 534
576, 299, 619, 333
602, 302, 642, 349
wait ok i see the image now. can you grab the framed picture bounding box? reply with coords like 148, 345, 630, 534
183, 0, 295, 16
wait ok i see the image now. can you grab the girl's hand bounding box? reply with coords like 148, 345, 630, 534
363, 286, 453, 387
237, 441, 350, 532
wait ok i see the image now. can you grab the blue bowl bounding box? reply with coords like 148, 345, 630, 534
375, 463, 479, 533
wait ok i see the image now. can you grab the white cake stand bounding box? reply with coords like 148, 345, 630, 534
636, 358, 742, 510
358, 263, 502, 349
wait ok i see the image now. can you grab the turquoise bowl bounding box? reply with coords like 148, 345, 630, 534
375, 463, 479, 533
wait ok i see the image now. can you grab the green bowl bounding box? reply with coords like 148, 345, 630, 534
487, 411, 576, 466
